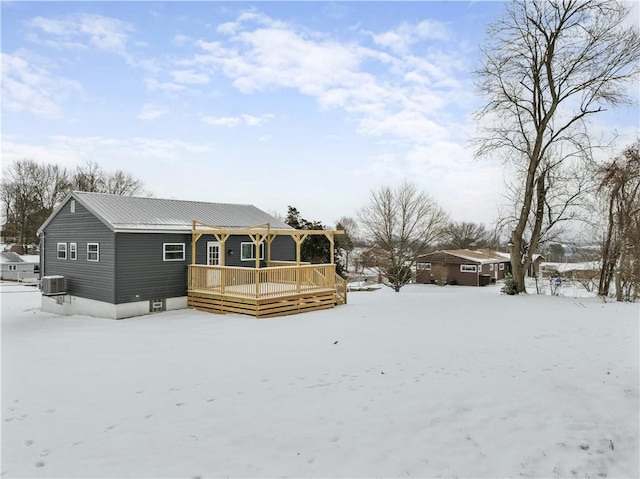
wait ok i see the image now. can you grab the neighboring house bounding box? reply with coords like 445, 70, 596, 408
0, 252, 36, 281
415, 249, 511, 287
479, 249, 544, 278
479, 249, 544, 277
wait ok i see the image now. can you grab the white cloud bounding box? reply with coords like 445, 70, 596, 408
144, 77, 187, 93
183, 11, 471, 150
202, 116, 241, 127
1, 50, 82, 119
369, 20, 449, 53
137, 104, 168, 120
351, 153, 405, 182
201, 113, 273, 127
27, 14, 134, 57
2, 135, 213, 168
171, 69, 210, 85
172, 34, 189, 46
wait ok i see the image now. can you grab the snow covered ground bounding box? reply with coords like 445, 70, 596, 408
2, 281, 638, 478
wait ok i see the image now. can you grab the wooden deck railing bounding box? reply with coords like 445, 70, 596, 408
335, 273, 348, 304
188, 264, 338, 299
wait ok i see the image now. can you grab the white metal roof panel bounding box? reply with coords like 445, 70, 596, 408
42, 191, 292, 233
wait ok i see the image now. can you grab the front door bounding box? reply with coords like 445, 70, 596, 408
206, 242, 221, 287
207, 242, 221, 265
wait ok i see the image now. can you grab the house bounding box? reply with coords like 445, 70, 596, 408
0, 252, 37, 281
38, 191, 345, 319
415, 249, 511, 286
481, 249, 544, 278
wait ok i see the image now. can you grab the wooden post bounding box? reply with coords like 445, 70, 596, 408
191, 220, 197, 266
292, 233, 308, 265
325, 232, 335, 264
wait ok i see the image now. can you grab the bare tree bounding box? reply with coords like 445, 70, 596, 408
104, 170, 144, 196
0, 160, 69, 249
72, 161, 105, 192
36, 164, 72, 210
474, 0, 640, 293
597, 141, 640, 301
335, 216, 359, 273
358, 182, 448, 292
442, 221, 496, 249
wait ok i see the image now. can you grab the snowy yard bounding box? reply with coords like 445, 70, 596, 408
1, 281, 638, 478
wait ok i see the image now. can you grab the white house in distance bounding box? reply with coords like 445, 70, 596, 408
0, 252, 38, 281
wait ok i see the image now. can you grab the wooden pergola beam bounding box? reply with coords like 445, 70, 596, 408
191, 220, 344, 265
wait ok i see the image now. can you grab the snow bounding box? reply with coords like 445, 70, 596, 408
17, 255, 40, 264
2, 281, 638, 478
542, 261, 601, 273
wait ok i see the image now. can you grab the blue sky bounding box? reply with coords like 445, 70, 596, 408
2, 1, 638, 228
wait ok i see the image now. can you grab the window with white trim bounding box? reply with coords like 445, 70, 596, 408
500, 263, 505, 270
8, 265, 17, 271
57, 243, 67, 260
163, 243, 185, 261
87, 243, 100, 262
460, 264, 477, 273
241, 242, 265, 261
490, 264, 494, 271
70, 200, 76, 213
70, 242, 77, 260
416, 262, 431, 270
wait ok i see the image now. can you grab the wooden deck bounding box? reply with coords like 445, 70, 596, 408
187, 264, 347, 318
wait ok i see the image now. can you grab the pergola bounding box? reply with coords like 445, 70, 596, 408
190, 220, 344, 268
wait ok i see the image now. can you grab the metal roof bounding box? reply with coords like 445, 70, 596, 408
39, 191, 293, 234
0, 252, 25, 263
419, 249, 511, 264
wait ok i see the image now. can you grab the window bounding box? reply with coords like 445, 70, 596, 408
8, 265, 17, 271
87, 243, 100, 262
478, 264, 483, 272
70, 243, 77, 260
500, 263, 505, 270
57, 243, 67, 260
416, 262, 431, 270
241, 242, 265, 261
163, 243, 185, 261
70, 199, 76, 213
490, 264, 494, 271
460, 264, 477, 273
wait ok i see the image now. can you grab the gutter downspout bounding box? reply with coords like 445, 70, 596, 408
40, 231, 45, 280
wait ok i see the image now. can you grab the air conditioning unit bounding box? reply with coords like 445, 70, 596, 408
42, 275, 66, 296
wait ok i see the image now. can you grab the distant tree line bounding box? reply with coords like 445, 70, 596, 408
1, 159, 145, 250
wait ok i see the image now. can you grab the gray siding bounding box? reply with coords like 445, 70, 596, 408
113, 234, 295, 304
269, 236, 296, 262
42, 199, 298, 307
115, 233, 191, 304
41, 199, 116, 302
195, 235, 296, 266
